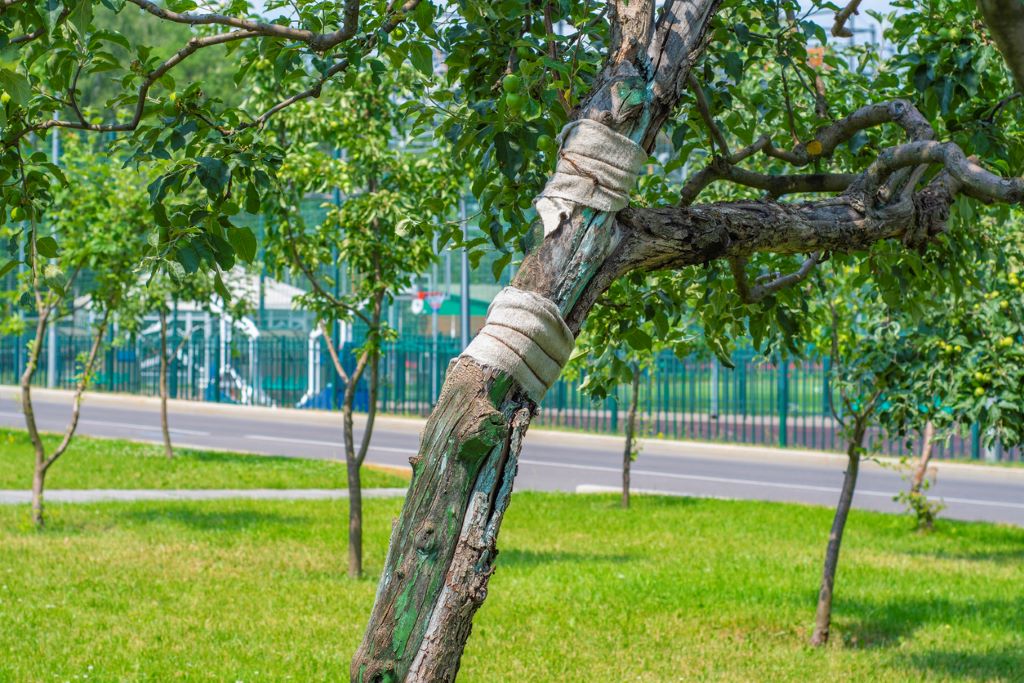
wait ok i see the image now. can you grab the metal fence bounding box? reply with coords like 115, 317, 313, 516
0, 329, 1017, 462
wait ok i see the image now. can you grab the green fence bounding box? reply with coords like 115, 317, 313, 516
0, 329, 1016, 461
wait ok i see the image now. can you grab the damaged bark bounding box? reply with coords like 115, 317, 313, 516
353, 2, 720, 680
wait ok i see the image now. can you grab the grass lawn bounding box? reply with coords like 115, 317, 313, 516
0, 494, 1021, 681
0, 428, 408, 490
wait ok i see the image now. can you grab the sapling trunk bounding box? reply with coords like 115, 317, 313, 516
327, 291, 385, 579
910, 420, 936, 495
159, 309, 173, 459
24, 309, 110, 528
810, 417, 867, 646
622, 365, 641, 509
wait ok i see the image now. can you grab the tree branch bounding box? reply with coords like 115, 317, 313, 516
729, 252, 821, 303
127, 0, 360, 51
831, 0, 862, 38
977, 0, 1024, 92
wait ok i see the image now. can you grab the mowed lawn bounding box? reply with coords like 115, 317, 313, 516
1, 493, 1021, 682
0, 428, 408, 489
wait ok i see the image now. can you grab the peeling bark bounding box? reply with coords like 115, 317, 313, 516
354, 3, 722, 678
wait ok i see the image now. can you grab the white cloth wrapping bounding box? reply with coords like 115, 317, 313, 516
461, 287, 575, 402
534, 118, 648, 235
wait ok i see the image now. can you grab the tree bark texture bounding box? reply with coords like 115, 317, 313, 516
622, 364, 641, 509
810, 418, 867, 646
159, 309, 173, 459
352, 3, 721, 679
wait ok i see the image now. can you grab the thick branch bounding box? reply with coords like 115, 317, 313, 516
978, 0, 1024, 91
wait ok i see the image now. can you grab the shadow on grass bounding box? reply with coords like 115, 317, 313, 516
497, 548, 633, 568
904, 647, 1024, 682
122, 506, 311, 531
836, 595, 1024, 679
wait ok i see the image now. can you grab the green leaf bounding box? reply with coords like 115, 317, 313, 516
0, 259, 17, 278
195, 156, 230, 198
624, 328, 652, 352
408, 42, 434, 76
35, 236, 58, 258
227, 226, 258, 263
0, 68, 31, 106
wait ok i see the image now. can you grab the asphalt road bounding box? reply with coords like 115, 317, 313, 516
2, 387, 1023, 525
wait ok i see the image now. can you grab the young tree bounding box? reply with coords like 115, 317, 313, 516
807, 275, 907, 647
567, 274, 694, 507
12, 139, 151, 527
4, 0, 1024, 677
263, 67, 459, 578
118, 269, 234, 459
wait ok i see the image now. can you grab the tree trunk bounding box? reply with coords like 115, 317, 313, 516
30, 464, 46, 528
622, 364, 641, 509
159, 309, 173, 459
24, 310, 111, 529
352, 3, 721, 679
348, 453, 364, 578
810, 418, 867, 646
910, 420, 935, 495
22, 308, 50, 529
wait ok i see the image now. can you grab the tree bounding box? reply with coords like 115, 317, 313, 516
118, 268, 235, 459
567, 274, 694, 507
262, 67, 459, 578
4, 0, 1024, 678
11, 138, 151, 527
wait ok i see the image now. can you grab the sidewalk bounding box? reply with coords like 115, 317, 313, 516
0, 487, 408, 504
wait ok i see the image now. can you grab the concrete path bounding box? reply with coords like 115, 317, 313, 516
3, 387, 1024, 525
0, 487, 408, 504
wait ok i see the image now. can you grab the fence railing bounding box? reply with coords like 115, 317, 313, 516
0, 329, 1017, 462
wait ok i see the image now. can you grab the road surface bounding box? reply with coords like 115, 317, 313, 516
2, 387, 1023, 525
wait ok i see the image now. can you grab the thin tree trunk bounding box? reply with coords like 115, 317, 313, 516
910, 420, 935, 494
347, 451, 364, 578
353, 3, 719, 679
810, 417, 867, 646
622, 364, 640, 509
22, 309, 50, 528
159, 309, 173, 459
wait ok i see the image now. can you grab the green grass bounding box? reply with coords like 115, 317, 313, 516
0, 428, 408, 490
1, 493, 1021, 681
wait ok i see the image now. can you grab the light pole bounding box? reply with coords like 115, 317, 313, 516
45, 127, 59, 388
459, 194, 470, 350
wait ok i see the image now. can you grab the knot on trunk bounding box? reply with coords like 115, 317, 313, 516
908, 184, 953, 250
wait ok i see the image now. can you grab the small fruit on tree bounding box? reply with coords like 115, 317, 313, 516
502, 74, 522, 93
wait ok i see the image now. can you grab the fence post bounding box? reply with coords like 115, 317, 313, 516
777, 356, 789, 448
822, 356, 831, 416
970, 423, 981, 460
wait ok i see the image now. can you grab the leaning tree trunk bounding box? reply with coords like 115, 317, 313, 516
622, 364, 641, 509
159, 309, 173, 459
810, 417, 868, 646
352, 3, 720, 680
